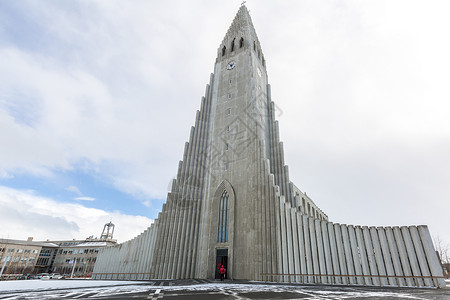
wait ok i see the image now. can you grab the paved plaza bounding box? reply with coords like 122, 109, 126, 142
1, 279, 449, 299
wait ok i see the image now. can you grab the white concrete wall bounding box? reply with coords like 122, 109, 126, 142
271, 197, 445, 288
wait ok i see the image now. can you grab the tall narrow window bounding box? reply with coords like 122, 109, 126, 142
222, 46, 226, 56
231, 38, 235, 52
253, 41, 256, 51
217, 190, 229, 243
227, 108, 231, 115
240, 37, 244, 48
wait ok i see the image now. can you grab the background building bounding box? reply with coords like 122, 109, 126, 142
51, 238, 116, 276
0, 237, 57, 277
42, 222, 116, 276
34, 243, 59, 274
1, 222, 116, 277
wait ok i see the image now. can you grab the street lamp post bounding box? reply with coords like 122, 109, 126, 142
70, 259, 77, 279
0, 256, 10, 277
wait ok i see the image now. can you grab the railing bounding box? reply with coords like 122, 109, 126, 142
92, 272, 153, 280
261, 273, 445, 279
260, 272, 446, 287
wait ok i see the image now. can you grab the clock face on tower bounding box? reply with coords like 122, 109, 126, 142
226, 61, 235, 70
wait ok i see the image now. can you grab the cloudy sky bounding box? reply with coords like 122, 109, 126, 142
0, 1, 449, 246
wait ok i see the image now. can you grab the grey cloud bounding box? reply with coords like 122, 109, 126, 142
0, 204, 79, 238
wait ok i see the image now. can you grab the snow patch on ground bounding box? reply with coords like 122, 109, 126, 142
0, 280, 145, 292
160, 283, 426, 298
0, 280, 445, 299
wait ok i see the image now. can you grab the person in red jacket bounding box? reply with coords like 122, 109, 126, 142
219, 265, 226, 281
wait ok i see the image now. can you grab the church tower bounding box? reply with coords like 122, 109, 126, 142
93, 5, 445, 288
197, 5, 276, 280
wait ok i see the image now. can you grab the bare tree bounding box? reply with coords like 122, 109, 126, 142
434, 235, 450, 264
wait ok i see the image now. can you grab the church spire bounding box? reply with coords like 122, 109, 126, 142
217, 4, 265, 67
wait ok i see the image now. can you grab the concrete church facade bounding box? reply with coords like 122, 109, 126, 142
93, 6, 445, 288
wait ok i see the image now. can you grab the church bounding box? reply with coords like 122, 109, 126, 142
92, 5, 445, 288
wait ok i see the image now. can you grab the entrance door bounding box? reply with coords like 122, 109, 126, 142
215, 249, 228, 279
